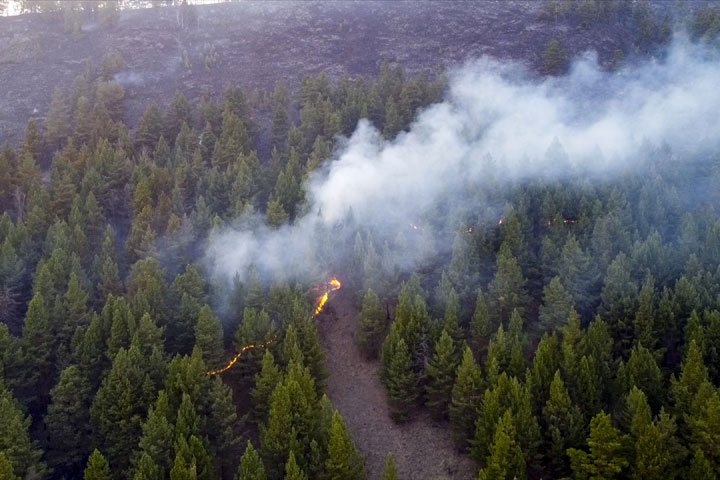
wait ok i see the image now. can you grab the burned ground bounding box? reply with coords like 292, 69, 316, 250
0, 0, 666, 145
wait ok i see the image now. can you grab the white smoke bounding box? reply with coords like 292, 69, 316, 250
205, 36, 720, 284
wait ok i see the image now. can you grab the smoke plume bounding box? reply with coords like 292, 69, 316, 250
205, 36, 720, 285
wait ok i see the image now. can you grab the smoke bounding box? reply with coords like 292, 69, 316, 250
205, 36, 720, 285
113, 71, 146, 87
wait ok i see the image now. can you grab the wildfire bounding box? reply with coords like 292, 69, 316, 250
314, 278, 342, 316
206, 336, 277, 375
206, 277, 342, 375
498, 219, 503, 225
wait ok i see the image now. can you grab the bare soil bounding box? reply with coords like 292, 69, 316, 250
319, 290, 475, 480
0, 0, 661, 145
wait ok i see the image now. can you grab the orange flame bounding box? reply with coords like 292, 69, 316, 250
206, 336, 277, 375
314, 278, 342, 316
206, 277, 342, 375
498, 219, 503, 225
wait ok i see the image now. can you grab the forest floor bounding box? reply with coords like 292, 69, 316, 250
318, 289, 476, 480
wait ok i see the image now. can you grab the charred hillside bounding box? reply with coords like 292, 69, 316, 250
0, 0, 682, 146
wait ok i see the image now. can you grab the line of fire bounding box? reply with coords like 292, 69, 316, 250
205, 277, 342, 375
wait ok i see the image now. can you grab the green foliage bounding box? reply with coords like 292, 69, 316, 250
382, 336, 419, 422
425, 330, 459, 419
357, 289, 386, 358
449, 345, 484, 450
45, 366, 92, 476
567, 412, 629, 480
381, 454, 397, 480
84, 450, 112, 480
237, 441, 266, 480
325, 411, 364, 480
0, 388, 46, 479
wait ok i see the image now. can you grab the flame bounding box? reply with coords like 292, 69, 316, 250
498, 219, 503, 225
314, 278, 342, 316
206, 336, 277, 375
466, 227, 473, 233
206, 277, 342, 375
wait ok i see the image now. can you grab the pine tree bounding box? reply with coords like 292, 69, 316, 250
251, 350, 283, 423
442, 288, 463, 344
0, 388, 46, 479
671, 340, 709, 415
133, 453, 162, 480
194, 305, 225, 369
687, 388, 720, 473
325, 411, 364, 480
0, 452, 19, 480
687, 448, 717, 480
381, 454, 398, 480
634, 274, 657, 351
18, 292, 54, 409
477, 410, 527, 480
137, 390, 175, 478
544, 39, 567, 75
91, 346, 155, 476
207, 377, 241, 479
470, 288, 492, 359
283, 452, 307, 480
357, 289, 385, 358
384, 337, 419, 422
46, 88, 72, 149
449, 345, 484, 450
425, 330, 459, 419
538, 277, 574, 334
45, 365, 92, 477
617, 344, 664, 410
487, 248, 528, 326
567, 412, 629, 480
237, 441, 266, 480
542, 370, 584, 478
84, 450, 112, 480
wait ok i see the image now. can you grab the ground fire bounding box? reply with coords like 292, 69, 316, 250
206, 277, 342, 375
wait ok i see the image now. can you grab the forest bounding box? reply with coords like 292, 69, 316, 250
2, 1, 720, 480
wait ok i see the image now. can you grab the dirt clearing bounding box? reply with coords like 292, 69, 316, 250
319, 290, 476, 480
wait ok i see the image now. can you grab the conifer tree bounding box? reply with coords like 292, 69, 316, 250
449, 345, 484, 450
137, 390, 174, 479
325, 411, 364, 480
425, 330, 459, 419
688, 448, 717, 480
251, 350, 283, 423
84, 450, 112, 480
487, 248, 528, 326
477, 410, 527, 480
194, 305, 225, 369
133, 453, 162, 480
0, 453, 19, 480
384, 337, 419, 422
45, 365, 92, 476
538, 277, 574, 334
283, 452, 307, 480
542, 371, 584, 478
567, 412, 629, 480
207, 377, 241, 479
237, 441, 266, 480
0, 388, 45, 479
19, 292, 53, 409
381, 454, 398, 480
470, 288, 492, 359
671, 340, 709, 415
442, 287, 463, 344
357, 288, 385, 358
91, 346, 155, 476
